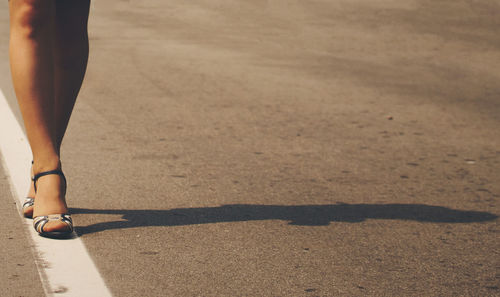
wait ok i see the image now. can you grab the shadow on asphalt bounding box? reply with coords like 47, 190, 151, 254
70, 203, 498, 236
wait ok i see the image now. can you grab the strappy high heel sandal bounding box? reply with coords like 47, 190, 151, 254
32, 169, 74, 238
22, 196, 35, 218
22, 161, 35, 218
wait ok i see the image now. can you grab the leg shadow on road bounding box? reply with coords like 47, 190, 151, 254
70, 203, 498, 236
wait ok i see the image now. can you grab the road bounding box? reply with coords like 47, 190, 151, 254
1, 1, 499, 296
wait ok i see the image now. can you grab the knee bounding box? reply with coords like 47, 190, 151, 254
10, 0, 53, 39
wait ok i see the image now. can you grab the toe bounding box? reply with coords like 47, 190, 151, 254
23, 206, 34, 218
43, 220, 72, 233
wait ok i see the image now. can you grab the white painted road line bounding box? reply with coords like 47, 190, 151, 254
0, 88, 113, 297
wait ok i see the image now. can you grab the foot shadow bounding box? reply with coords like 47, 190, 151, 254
70, 203, 498, 236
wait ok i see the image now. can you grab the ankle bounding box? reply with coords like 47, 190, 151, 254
32, 157, 61, 174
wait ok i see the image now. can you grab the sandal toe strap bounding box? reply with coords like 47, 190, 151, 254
22, 197, 35, 209
33, 214, 73, 234
33, 216, 48, 233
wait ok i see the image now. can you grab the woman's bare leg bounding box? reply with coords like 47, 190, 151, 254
9, 0, 67, 231
9, 0, 58, 168
18, 0, 91, 214
53, 0, 90, 147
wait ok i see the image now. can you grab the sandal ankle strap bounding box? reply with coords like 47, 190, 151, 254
33, 169, 66, 193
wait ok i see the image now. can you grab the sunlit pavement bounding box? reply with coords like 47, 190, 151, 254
1, 1, 499, 296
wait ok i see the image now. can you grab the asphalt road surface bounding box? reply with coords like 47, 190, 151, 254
1, 1, 499, 296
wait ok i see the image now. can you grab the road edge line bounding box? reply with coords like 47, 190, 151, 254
0, 88, 113, 297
